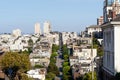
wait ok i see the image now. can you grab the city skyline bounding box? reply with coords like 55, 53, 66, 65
0, 0, 103, 33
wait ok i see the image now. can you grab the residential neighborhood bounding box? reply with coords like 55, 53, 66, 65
1, 0, 120, 80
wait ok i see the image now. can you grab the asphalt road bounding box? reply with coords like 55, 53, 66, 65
55, 53, 64, 80
55, 33, 64, 80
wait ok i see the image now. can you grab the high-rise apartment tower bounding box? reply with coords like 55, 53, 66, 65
34, 23, 41, 34
43, 21, 51, 34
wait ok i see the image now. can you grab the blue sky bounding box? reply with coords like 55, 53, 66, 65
0, 0, 103, 33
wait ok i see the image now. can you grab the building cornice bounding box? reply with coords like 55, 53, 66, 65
101, 21, 120, 29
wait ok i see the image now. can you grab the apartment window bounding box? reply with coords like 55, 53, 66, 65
108, 52, 110, 66
109, 52, 113, 69
104, 51, 107, 67
112, 52, 114, 69
111, 30, 114, 50
106, 32, 108, 47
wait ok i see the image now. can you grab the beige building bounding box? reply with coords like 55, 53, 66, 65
35, 23, 41, 34
43, 21, 51, 34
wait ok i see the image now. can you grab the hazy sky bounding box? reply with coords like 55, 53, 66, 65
0, 0, 103, 33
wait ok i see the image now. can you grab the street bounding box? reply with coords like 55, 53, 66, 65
55, 33, 64, 80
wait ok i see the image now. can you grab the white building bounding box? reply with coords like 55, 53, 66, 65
12, 29, 21, 37
43, 21, 51, 34
35, 23, 41, 34
27, 68, 46, 80
85, 25, 102, 37
101, 17, 120, 80
0, 33, 40, 52
62, 32, 77, 44
50, 32, 59, 45
73, 48, 97, 60
70, 46, 97, 75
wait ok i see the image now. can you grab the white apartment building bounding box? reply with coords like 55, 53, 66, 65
62, 32, 77, 44
12, 29, 21, 37
43, 21, 51, 34
102, 17, 120, 80
73, 48, 97, 60
70, 46, 97, 75
35, 23, 41, 34
85, 25, 102, 37
27, 68, 46, 80
50, 32, 59, 45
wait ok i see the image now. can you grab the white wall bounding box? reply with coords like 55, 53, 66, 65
114, 26, 120, 75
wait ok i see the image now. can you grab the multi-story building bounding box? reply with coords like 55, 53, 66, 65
101, 17, 120, 80
70, 45, 97, 79
50, 32, 59, 45
29, 37, 52, 67
27, 68, 46, 80
43, 21, 51, 34
62, 32, 77, 44
103, 0, 120, 23
35, 23, 41, 34
85, 25, 102, 38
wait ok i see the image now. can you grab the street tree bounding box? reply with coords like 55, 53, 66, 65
93, 38, 103, 57
46, 72, 55, 80
47, 63, 59, 76
63, 62, 69, 67
82, 72, 97, 80
63, 66, 70, 75
28, 38, 33, 47
52, 44, 59, 53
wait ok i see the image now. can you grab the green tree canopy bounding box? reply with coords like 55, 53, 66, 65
51, 52, 58, 58
93, 38, 103, 57
47, 63, 59, 76
0, 52, 31, 80
63, 66, 70, 75
63, 62, 69, 67
93, 38, 100, 46
28, 38, 33, 54
34, 64, 44, 68
63, 55, 69, 62
46, 72, 55, 80
28, 38, 33, 47
50, 52, 58, 63
82, 72, 97, 80
52, 44, 59, 53
63, 44, 68, 55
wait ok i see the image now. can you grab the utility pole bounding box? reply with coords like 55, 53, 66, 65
91, 33, 94, 80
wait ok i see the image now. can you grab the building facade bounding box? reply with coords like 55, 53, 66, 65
85, 25, 102, 38
43, 21, 51, 34
35, 23, 41, 34
102, 19, 120, 80
103, 0, 120, 23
